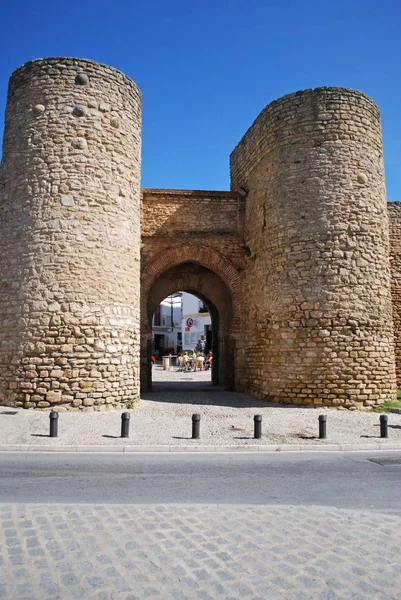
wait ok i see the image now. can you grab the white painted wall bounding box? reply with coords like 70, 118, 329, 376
152, 295, 183, 354
182, 292, 211, 350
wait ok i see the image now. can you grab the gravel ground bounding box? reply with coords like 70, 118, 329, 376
0, 365, 400, 448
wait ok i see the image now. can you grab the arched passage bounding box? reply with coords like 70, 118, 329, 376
141, 245, 245, 393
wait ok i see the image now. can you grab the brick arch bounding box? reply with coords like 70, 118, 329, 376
141, 244, 243, 326
140, 244, 245, 392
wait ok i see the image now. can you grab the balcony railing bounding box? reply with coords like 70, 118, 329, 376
153, 315, 173, 329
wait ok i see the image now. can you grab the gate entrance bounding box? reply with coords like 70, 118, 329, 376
142, 262, 234, 391
140, 189, 246, 395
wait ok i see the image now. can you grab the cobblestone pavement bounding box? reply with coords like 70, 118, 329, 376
0, 503, 400, 600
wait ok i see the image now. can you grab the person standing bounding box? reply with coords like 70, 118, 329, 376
205, 351, 213, 371
196, 353, 205, 371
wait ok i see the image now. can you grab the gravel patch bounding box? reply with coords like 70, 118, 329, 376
0, 366, 400, 448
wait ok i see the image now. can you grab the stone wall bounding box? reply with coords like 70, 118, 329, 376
141, 190, 246, 309
0, 57, 398, 411
142, 188, 244, 237
0, 58, 142, 410
388, 202, 401, 387
230, 87, 396, 408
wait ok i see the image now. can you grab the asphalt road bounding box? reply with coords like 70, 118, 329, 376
1, 450, 400, 512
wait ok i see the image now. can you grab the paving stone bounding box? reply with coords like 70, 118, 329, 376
0, 504, 400, 599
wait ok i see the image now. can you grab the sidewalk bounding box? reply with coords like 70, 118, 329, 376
1, 366, 401, 452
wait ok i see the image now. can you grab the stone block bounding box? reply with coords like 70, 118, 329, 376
46, 391, 62, 404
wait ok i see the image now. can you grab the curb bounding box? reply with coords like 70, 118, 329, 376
1, 442, 401, 453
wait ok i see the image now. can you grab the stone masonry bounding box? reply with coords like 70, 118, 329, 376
0, 58, 399, 410
0, 58, 141, 411
230, 87, 396, 408
388, 202, 401, 387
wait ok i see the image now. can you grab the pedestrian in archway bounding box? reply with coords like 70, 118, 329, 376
196, 353, 205, 371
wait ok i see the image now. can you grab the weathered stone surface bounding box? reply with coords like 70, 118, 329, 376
37, 401, 50, 408
230, 87, 397, 408
46, 391, 62, 404
60, 195, 74, 207
71, 137, 87, 149
0, 57, 141, 411
388, 202, 401, 387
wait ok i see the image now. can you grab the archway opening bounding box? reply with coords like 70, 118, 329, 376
141, 262, 235, 392
150, 291, 214, 390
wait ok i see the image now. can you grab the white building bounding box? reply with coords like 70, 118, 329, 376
152, 292, 213, 357
181, 293, 212, 352
152, 293, 182, 357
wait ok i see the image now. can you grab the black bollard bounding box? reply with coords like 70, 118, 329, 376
192, 413, 200, 439
380, 414, 388, 438
49, 411, 58, 438
121, 412, 130, 438
318, 414, 327, 440
254, 415, 262, 439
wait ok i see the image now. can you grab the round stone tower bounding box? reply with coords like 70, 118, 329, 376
230, 87, 396, 408
0, 58, 141, 410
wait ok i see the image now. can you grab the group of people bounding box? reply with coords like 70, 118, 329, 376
177, 350, 213, 372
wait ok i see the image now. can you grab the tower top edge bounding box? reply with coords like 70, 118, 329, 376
9, 57, 141, 94
269, 86, 378, 109
230, 86, 380, 160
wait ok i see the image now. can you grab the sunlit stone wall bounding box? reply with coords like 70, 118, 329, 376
0, 58, 142, 410
231, 87, 397, 408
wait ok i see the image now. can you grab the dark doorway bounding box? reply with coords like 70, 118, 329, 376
153, 334, 165, 361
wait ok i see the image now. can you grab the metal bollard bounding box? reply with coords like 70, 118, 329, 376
192, 413, 200, 439
49, 411, 58, 438
380, 414, 388, 438
121, 412, 130, 438
318, 415, 327, 440
254, 415, 262, 439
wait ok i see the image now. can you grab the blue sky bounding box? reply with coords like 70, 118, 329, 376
0, 0, 400, 198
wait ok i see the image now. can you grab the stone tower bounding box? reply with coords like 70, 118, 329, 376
230, 87, 396, 408
0, 58, 142, 410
